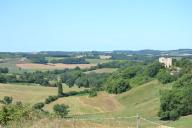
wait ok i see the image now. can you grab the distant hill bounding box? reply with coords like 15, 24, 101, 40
113, 49, 192, 56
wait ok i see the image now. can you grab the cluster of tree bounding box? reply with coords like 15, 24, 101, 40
0, 52, 20, 59
111, 53, 156, 62
0, 67, 109, 90
0, 96, 69, 126
97, 60, 139, 68
174, 58, 192, 76
0, 68, 9, 73
105, 77, 131, 94
104, 61, 167, 94
156, 69, 176, 84
24, 54, 48, 64
104, 65, 143, 94
60, 69, 109, 90
49, 57, 90, 64
0, 71, 59, 86
0, 102, 32, 126
159, 74, 192, 120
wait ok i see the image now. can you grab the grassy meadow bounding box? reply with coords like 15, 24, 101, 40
1, 80, 191, 127
0, 84, 84, 105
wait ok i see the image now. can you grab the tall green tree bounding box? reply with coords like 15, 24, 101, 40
57, 81, 63, 96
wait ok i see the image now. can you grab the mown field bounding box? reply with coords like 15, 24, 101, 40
0, 81, 192, 128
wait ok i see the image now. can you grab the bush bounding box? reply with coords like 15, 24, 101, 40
45, 96, 58, 104
0, 103, 31, 126
53, 104, 69, 117
0, 74, 7, 83
89, 89, 97, 97
156, 70, 176, 84
169, 110, 179, 121
1, 96, 13, 105
33, 102, 45, 110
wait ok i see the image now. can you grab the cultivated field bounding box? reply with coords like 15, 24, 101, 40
16, 63, 96, 70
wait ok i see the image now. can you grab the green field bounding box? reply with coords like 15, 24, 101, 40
0, 81, 191, 128
0, 83, 84, 105
84, 68, 117, 74
86, 59, 112, 64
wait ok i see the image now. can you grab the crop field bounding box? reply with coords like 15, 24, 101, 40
84, 68, 118, 74
16, 63, 97, 70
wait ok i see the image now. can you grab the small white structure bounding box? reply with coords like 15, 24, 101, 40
19, 57, 27, 63
159, 57, 172, 68
99, 55, 111, 59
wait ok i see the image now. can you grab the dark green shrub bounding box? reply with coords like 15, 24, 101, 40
45, 96, 58, 104
57, 82, 63, 96
0, 74, 7, 83
2, 96, 13, 105
169, 110, 179, 121
89, 89, 97, 97
53, 104, 69, 117
33, 102, 45, 110
0, 68, 9, 73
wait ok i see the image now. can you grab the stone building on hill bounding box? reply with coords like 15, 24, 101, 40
159, 57, 172, 68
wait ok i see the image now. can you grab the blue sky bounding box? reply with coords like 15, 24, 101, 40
0, 0, 192, 52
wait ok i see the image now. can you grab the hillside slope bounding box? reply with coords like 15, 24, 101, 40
116, 80, 162, 117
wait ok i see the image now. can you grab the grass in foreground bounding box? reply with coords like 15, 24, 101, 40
1, 81, 192, 128
44, 92, 121, 115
